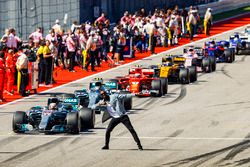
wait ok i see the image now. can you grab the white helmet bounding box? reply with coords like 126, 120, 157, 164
49, 103, 57, 110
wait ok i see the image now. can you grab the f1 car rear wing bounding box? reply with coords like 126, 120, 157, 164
63, 98, 79, 106
104, 81, 118, 90
74, 89, 88, 98
172, 56, 186, 64
128, 67, 154, 75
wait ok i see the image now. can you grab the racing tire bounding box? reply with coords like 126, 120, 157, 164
12, 111, 28, 133
209, 56, 216, 71
224, 49, 233, 63
120, 91, 133, 110
179, 68, 190, 84
230, 48, 235, 62
74, 90, 89, 107
151, 80, 163, 97
79, 97, 89, 108
237, 49, 245, 55
236, 42, 243, 55
160, 77, 168, 95
79, 108, 95, 130
235, 48, 239, 55
66, 112, 79, 134
188, 66, 197, 82
202, 58, 212, 73
246, 42, 250, 50
124, 96, 133, 110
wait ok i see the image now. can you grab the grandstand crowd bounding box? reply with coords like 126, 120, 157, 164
0, 5, 213, 102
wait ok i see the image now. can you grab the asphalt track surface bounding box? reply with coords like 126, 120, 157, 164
0, 24, 250, 167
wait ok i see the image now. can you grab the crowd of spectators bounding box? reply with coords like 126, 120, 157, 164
0, 5, 213, 102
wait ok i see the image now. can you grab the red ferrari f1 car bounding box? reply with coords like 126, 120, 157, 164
109, 66, 168, 97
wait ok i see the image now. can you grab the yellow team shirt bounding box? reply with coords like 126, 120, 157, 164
37, 45, 44, 55
43, 46, 52, 58
43, 46, 51, 55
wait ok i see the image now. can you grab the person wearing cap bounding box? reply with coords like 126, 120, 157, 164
52, 19, 62, 35
16, 49, 29, 96
5, 49, 15, 95
0, 51, 5, 102
93, 91, 143, 150
204, 8, 213, 36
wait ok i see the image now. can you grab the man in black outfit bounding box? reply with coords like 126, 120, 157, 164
94, 91, 143, 150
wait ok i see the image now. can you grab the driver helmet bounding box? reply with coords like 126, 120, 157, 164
188, 48, 194, 54
210, 41, 215, 47
135, 73, 141, 78
165, 56, 173, 64
95, 82, 102, 90
233, 37, 239, 41
49, 103, 57, 110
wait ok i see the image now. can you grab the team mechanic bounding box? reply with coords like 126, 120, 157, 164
93, 91, 143, 150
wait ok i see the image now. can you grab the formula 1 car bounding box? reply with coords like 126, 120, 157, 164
204, 40, 235, 63
229, 32, 250, 55
160, 55, 196, 83
108, 66, 168, 97
13, 94, 95, 134
74, 78, 133, 110
183, 46, 216, 73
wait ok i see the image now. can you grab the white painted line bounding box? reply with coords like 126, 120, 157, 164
0, 23, 249, 109
2, 133, 250, 141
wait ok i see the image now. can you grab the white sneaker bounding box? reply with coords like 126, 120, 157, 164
45, 84, 53, 87
4, 90, 13, 96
